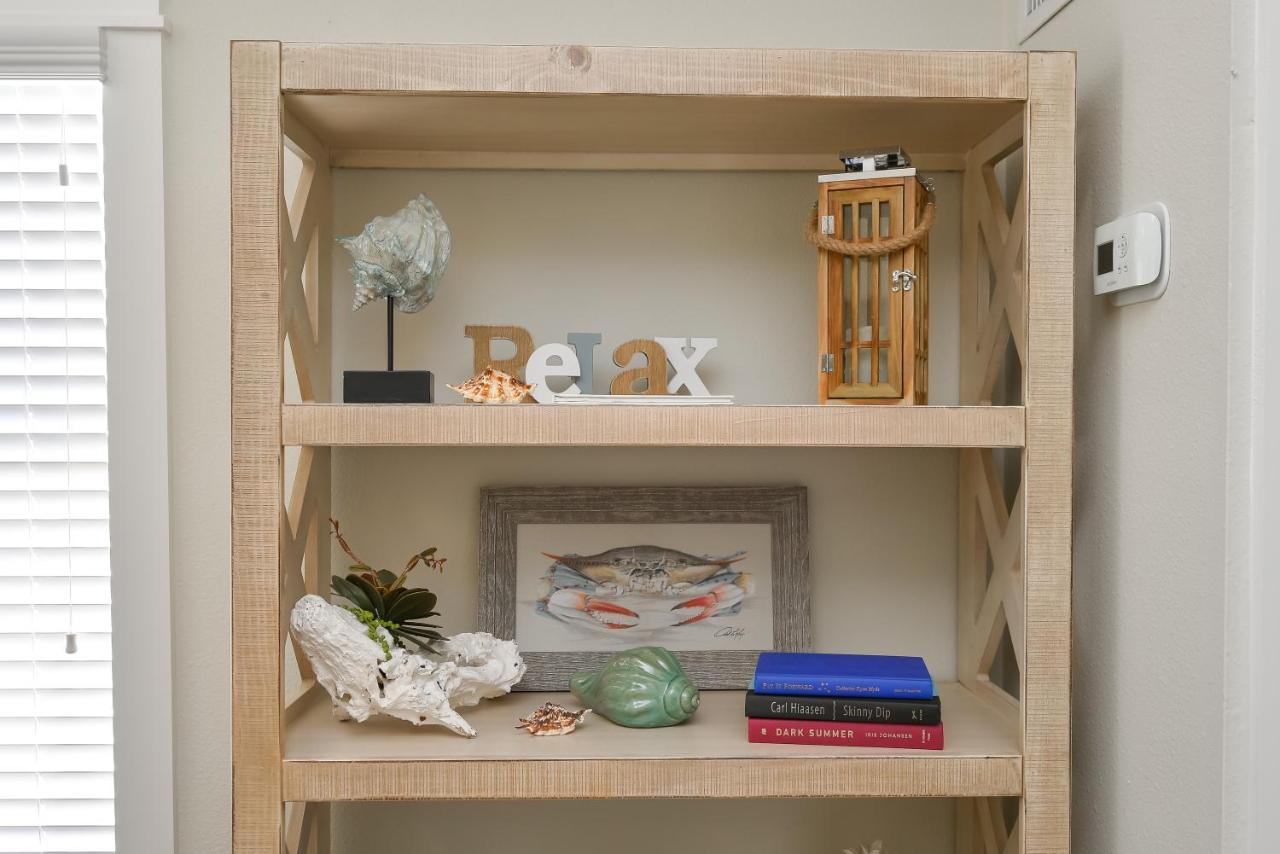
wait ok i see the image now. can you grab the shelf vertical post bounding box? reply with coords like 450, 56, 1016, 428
231, 40, 285, 854
1022, 51, 1076, 854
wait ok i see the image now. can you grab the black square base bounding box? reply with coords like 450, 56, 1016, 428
343, 370, 433, 403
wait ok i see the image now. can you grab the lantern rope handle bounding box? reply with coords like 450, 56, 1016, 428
805, 188, 937, 257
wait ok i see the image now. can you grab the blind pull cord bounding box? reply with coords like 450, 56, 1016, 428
59, 103, 76, 656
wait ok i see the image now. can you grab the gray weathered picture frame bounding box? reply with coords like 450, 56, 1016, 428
479, 485, 810, 691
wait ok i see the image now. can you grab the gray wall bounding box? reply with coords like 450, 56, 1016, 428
1020, 1, 1232, 851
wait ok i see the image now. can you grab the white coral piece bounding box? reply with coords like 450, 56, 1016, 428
337, 194, 451, 313
289, 595, 525, 737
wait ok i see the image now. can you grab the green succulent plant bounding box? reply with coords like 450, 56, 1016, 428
328, 518, 447, 656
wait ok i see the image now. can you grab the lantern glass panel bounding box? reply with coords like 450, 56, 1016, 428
841, 204, 854, 383
858, 257, 871, 343
879, 253, 891, 340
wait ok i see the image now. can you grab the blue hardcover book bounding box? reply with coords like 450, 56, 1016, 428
753, 652, 934, 698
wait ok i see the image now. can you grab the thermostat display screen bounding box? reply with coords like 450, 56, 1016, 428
1097, 241, 1114, 275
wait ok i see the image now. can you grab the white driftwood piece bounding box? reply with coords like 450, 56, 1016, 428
289, 594, 526, 737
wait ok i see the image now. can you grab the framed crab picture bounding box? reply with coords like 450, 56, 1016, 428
479, 486, 810, 690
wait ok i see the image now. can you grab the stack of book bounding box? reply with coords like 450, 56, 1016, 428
745, 652, 944, 749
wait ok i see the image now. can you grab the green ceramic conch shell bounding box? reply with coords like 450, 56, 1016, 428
569, 646, 700, 728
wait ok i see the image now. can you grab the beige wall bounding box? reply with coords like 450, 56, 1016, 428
1021, 1, 1232, 851
162, 1, 1005, 852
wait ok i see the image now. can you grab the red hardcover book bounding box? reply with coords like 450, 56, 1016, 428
747, 717, 945, 750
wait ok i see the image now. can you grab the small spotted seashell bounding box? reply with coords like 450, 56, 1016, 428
515, 702, 590, 736
447, 366, 535, 404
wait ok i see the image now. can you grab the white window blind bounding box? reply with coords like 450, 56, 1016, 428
0, 81, 113, 854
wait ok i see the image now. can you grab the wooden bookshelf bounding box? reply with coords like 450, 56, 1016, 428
282, 684, 1020, 801
231, 42, 1074, 854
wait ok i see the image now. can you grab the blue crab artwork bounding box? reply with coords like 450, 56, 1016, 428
535, 545, 753, 635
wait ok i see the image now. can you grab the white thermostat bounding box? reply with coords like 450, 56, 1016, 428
1093, 203, 1171, 305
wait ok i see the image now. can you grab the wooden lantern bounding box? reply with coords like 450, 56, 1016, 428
813, 173, 931, 405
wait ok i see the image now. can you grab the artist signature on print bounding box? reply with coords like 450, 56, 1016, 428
714, 626, 747, 639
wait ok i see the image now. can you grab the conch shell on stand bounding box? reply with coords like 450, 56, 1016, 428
337, 194, 451, 313
289, 594, 525, 737
447, 366, 535, 404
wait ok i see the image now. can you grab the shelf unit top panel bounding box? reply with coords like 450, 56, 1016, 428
276, 44, 1029, 167
282, 404, 1025, 448
283, 684, 1021, 800
280, 44, 1029, 100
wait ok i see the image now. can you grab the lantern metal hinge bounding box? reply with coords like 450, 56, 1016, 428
820, 353, 836, 373
819, 214, 836, 235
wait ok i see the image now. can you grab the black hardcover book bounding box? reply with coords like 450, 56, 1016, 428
744, 691, 941, 726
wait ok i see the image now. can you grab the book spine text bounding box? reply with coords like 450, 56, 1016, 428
746, 718, 944, 750
744, 693, 941, 725
753, 674, 932, 698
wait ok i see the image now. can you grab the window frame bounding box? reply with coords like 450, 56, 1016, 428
100, 25, 174, 854
1, 8, 173, 854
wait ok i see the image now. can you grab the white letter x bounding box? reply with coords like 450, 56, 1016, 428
655, 337, 717, 396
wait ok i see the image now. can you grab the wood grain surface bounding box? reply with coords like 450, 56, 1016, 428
281, 44, 1028, 100
1021, 52, 1075, 854
230, 40, 284, 854
282, 403, 1027, 448
283, 683, 1021, 800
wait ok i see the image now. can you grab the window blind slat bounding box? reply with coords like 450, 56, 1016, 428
0, 80, 112, 852
0, 548, 110, 577
0, 260, 104, 289
0, 661, 111, 689
0, 575, 111, 603
0, 633, 111, 663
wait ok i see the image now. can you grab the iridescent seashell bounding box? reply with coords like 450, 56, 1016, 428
337, 194, 451, 313
569, 646, 700, 728
447, 367, 534, 404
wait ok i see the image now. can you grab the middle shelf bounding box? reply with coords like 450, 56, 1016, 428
282, 404, 1025, 448
282, 683, 1021, 801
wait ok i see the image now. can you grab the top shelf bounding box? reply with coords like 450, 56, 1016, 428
277, 44, 1030, 171
282, 403, 1024, 448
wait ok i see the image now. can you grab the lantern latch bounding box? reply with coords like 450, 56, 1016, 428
892, 269, 918, 292
820, 353, 836, 373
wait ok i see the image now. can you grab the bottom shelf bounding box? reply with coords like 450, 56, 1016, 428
282, 682, 1020, 801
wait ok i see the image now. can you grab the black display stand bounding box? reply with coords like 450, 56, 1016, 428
342, 299, 433, 403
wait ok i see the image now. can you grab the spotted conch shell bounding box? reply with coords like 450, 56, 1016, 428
515, 702, 590, 736
447, 367, 534, 404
